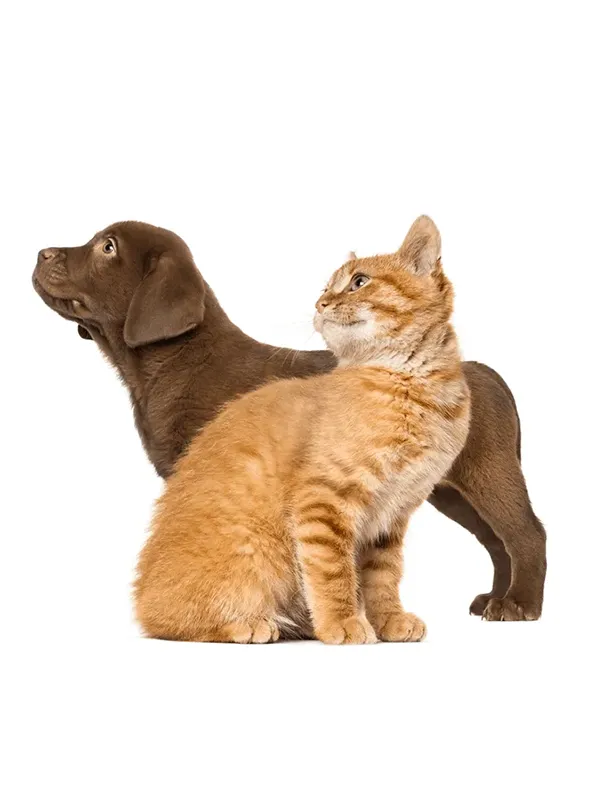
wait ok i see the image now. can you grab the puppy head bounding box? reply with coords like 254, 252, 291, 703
33, 221, 206, 347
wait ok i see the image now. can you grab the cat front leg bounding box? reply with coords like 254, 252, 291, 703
293, 503, 376, 644
360, 517, 426, 642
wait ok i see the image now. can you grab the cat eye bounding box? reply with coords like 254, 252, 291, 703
103, 238, 116, 255
349, 274, 369, 291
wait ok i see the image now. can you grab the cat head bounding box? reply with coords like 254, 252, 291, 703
314, 216, 454, 364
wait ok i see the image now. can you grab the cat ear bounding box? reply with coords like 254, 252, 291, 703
398, 216, 441, 276
344, 250, 357, 263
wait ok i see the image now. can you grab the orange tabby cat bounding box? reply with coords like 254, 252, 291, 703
135, 216, 470, 643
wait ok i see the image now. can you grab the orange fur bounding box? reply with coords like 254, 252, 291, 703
135, 216, 470, 643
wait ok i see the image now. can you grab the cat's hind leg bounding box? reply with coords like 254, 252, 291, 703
360, 517, 426, 642
136, 583, 284, 643
137, 618, 280, 643
135, 522, 295, 642
197, 619, 280, 643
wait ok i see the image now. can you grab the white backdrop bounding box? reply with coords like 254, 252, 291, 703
2, 2, 594, 798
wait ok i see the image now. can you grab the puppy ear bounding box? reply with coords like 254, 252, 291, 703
124, 252, 205, 348
398, 216, 441, 276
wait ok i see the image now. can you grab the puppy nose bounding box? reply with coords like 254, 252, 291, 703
39, 248, 61, 262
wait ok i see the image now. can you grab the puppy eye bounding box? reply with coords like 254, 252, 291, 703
349, 274, 369, 291
103, 238, 116, 254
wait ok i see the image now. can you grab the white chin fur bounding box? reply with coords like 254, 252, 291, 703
321, 317, 375, 356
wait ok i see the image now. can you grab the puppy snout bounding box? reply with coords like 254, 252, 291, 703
34, 247, 68, 289
38, 247, 61, 263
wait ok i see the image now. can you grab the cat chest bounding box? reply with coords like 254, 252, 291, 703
356, 433, 462, 542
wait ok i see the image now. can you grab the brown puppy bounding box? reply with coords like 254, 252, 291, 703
32, 221, 546, 620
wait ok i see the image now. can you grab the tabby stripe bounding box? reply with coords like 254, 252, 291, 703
300, 534, 347, 556
301, 558, 349, 581
380, 275, 423, 302
372, 302, 409, 317
299, 479, 371, 507
302, 476, 343, 493
298, 501, 344, 523
299, 515, 349, 540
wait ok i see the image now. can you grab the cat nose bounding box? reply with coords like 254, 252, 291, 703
317, 299, 330, 312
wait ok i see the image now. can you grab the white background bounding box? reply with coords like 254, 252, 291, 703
2, 2, 594, 798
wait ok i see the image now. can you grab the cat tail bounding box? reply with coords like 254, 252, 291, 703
274, 614, 312, 641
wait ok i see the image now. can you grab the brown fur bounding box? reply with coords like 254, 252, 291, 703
135, 217, 470, 642
32, 220, 546, 621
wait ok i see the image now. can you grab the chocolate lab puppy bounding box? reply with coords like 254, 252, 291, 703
33, 222, 546, 620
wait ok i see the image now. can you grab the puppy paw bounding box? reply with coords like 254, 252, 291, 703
316, 614, 377, 644
482, 597, 541, 621
372, 611, 426, 642
469, 592, 494, 616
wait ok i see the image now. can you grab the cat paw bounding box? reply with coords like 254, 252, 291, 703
251, 618, 281, 642
372, 611, 426, 642
482, 597, 541, 621
223, 619, 280, 643
316, 614, 377, 644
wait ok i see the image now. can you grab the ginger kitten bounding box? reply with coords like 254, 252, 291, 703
135, 216, 470, 643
